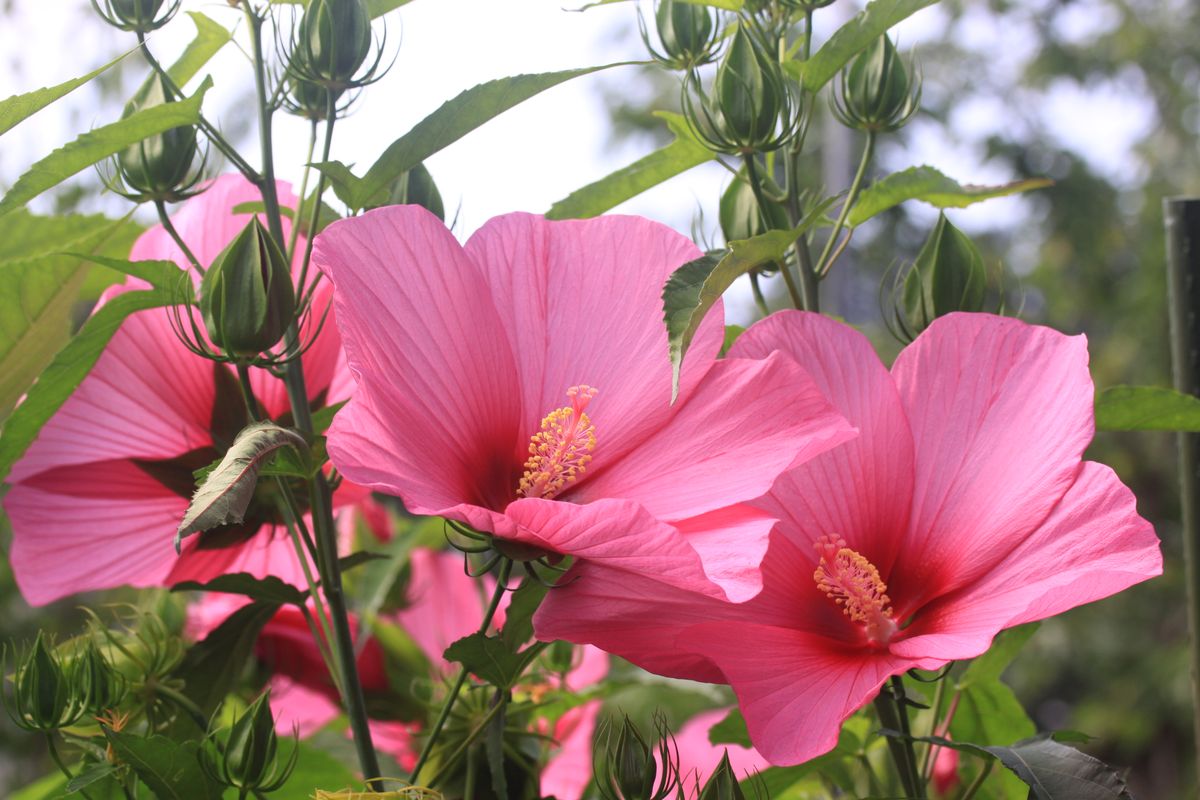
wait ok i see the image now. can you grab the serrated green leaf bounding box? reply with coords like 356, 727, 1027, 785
958, 623, 1040, 690
70, 254, 186, 293
444, 632, 539, 690
985, 738, 1134, 800
0, 78, 211, 218
315, 64, 635, 209
848, 165, 1053, 226
177, 600, 281, 716
800, 0, 938, 93
0, 288, 174, 482
103, 730, 222, 800
175, 422, 308, 548
708, 707, 752, 748
547, 112, 713, 219
1094, 384, 1200, 431
171, 572, 308, 606
130, 12, 231, 108
0, 50, 131, 137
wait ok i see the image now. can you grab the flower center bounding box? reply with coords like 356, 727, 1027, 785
517, 385, 598, 500
813, 535, 898, 646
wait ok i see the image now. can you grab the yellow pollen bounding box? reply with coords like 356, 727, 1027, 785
813, 535, 898, 645
517, 385, 598, 500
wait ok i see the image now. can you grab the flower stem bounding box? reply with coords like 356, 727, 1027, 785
428, 693, 508, 789
286, 121, 319, 264
960, 760, 994, 800
874, 676, 926, 799
741, 153, 807, 311
409, 558, 513, 785
296, 92, 338, 298
154, 199, 204, 275
815, 131, 875, 278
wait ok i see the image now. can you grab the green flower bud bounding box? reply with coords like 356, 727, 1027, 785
284, 70, 344, 121
115, 74, 200, 201
644, 0, 720, 70
367, 163, 445, 220
543, 639, 577, 675
4, 633, 85, 732
614, 717, 656, 800
720, 169, 791, 245
92, 0, 177, 32
199, 219, 297, 358
300, 0, 373, 89
901, 213, 987, 335
598, 713, 680, 800
833, 35, 920, 133
224, 693, 280, 789
697, 753, 748, 800
73, 641, 127, 716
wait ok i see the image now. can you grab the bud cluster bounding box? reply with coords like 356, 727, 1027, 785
203, 692, 298, 794
3, 633, 127, 733
641, 0, 723, 71
596, 714, 681, 800
832, 34, 920, 133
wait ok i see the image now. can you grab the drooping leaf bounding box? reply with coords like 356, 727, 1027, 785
129, 12, 231, 108
0, 78, 212, 218
0, 288, 174, 482
708, 707, 752, 748
546, 112, 714, 219
0, 50, 131, 137
800, 0, 938, 93
1094, 385, 1200, 431
500, 579, 549, 650
848, 165, 1053, 226
171, 572, 308, 606
314, 64, 635, 209
985, 738, 1134, 799
177, 600, 281, 716
103, 731, 223, 800
662, 202, 832, 401
958, 623, 1040, 689
175, 422, 308, 549
444, 632, 540, 690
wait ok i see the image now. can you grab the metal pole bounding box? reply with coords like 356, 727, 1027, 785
1164, 196, 1200, 772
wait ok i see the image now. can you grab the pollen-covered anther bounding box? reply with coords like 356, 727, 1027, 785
517, 385, 598, 500
813, 535, 898, 645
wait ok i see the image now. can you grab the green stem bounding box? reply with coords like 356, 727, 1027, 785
781, 145, 819, 312
815, 130, 875, 278
155, 684, 208, 730
154, 199, 204, 274
959, 760, 993, 800
234, 363, 263, 420
874, 677, 926, 799
428, 697, 507, 789
297, 92, 338, 297
409, 558, 514, 785
287, 121, 319, 264
277, 493, 340, 692
45, 734, 76, 782
463, 744, 480, 800
749, 271, 769, 317
742, 153, 806, 311
240, 2, 288, 250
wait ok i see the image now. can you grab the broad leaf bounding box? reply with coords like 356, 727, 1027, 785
280, 741, 358, 794
708, 707, 752, 748
1095, 385, 1200, 431
800, 0, 938, 93
72, 255, 186, 293
0, 288, 173, 482
130, 12, 231, 108
0, 78, 211, 218
171, 572, 308, 606
175, 422, 308, 548
315, 64, 634, 209
0, 50, 130, 136
103, 731, 222, 800
958, 623, 1040, 689
848, 165, 1053, 226
177, 600, 281, 715
546, 112, 713, 219
500, 578, 549, 650
64, 762, 117, 794
950, 680, 1036, 800
986, 738, 1134, 800
444, 632, 540, 690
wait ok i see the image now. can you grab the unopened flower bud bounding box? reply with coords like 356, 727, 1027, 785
697, 752, 748, 800
720, 168, 790, 245
115, 75, 201, 202
93, 0, 177, 32
543, 640, 577, 675
833, 34, 920, 133
4, 633, 85, 732
200, 219, 297, 358
598, 713, 680, 800
901, 213, 987, 334
73, 641, 126, 716
224, 693, 283, 789
642, 0, 721, 70
300, 0, 373, 89
368, 163, 445, 220
614, 716, 657, 800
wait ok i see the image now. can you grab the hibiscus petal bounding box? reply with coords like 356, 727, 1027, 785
889, 313, 1095, 605
575, 353, 853, 522
315, 206, 524, 512
674, 505, 777, 603
463, 213, 721, 470
395, 548, 496, 673
541, 700, 602, 800
168, 523, 309, 588
730, 311, 915, 576
670, 709, 770, 795
891, 461, 1161, 662
677, 622, 929, 766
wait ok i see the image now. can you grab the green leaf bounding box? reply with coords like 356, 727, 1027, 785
71, 255, 186, 293
315, 63, 635, 209
1094, 385, 1200, 431
500, 579, 549, 650
310, 400, 347, 434
848, 166, 1054, 226
0, 212, 142, 421
177, 600, 281, 716
958, 623, 1040, 689
0, 288, 173, 482
444, 632, 539, 690
64, 762, 117, 794
950, 680, 1036, 800
10, 773, 67, 800
546, 112, 714, 219
175, 422, 308, 549
103, 730, 222, 800
721, 324, 745, 356
130, 12, 231, 108
800, 0, 938, 93
0, 78, 211, 218
0, 50, 131, 137
278, 741, 358, 794
984, 737, 1134, 800
662, 202, 831, 400
171, 572, 308, 606
708, 707, 752, 748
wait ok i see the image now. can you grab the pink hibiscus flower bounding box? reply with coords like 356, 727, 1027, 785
4, 175, 354, 605
312, 206, 852, 608
536, 311, 1162, 765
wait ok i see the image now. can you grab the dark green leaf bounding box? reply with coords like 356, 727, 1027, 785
708, 707, 752, 748
800, 0, 938, 93
1095, 385, 1200, 431
130, 12, 231, 108
277, 740, 357, 794
0, 288, 173, 482
175, 422, 308, 549
848, 165, 1054, 226
177, 600, 281, 716
958, 623, 1040, 689
500, 579, 549, 650
171, 572, 308, 606
0, 78, 211, 218
546, 112, 713, 219
0, 51, 131, 136
103, 730, 222, 800
339, 550, 387, 572
985, 737, 1134, 800
64, 762, 117, 794
444, 633, 539, 690
315, 64, 636, 209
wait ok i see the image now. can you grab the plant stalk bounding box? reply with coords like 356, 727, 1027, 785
742, 153, 807, 310
873, 676, 926, 798
815, 130, 875, 277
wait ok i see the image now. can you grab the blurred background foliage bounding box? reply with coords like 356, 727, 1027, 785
2, 0, 1198, 796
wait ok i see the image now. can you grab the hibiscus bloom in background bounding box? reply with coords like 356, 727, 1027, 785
313, 207, 852, 618
4, 175, 354, 605
538, 311, 1162, 765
